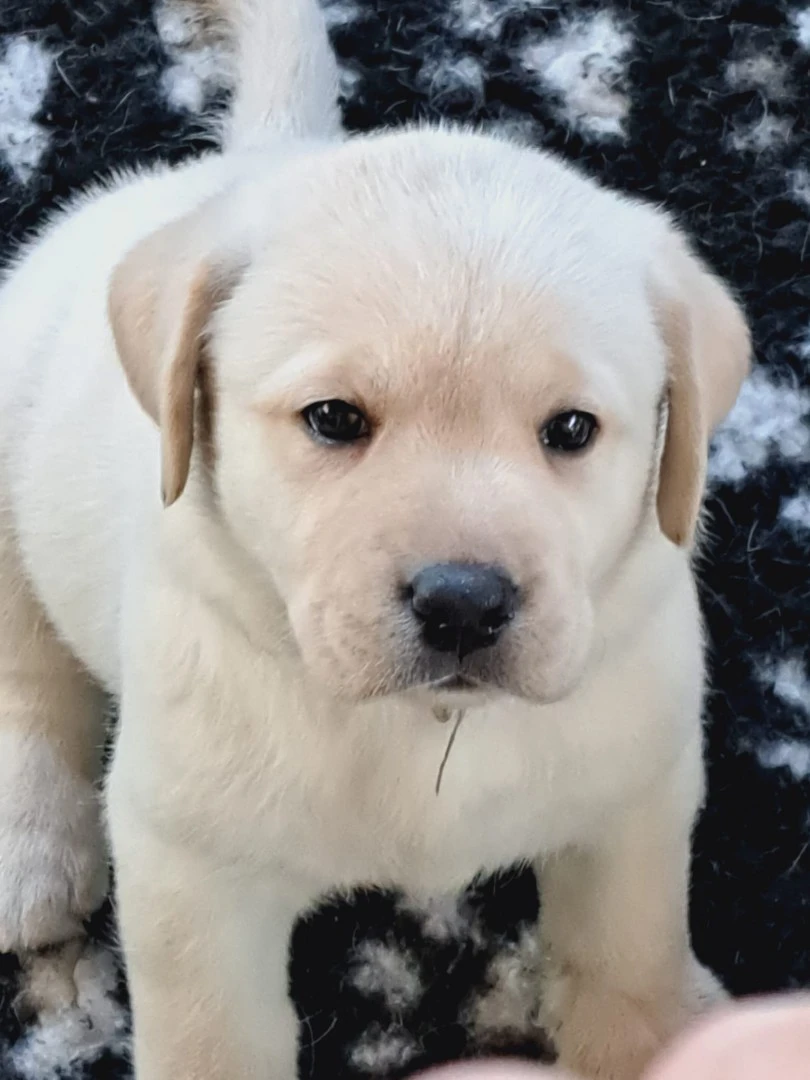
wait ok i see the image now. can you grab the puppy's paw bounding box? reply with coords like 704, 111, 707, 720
11, 940, 129, 1071
540, 959, 728, 1080
541, 971, 669, 1079
12, 938, 87, 1021
0, 738, 108, 953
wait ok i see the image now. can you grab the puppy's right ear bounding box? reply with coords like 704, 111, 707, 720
108, 215, 226, 506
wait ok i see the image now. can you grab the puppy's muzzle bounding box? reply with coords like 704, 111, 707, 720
407, 562, 517, 659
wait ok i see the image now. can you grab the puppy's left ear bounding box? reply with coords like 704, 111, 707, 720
650, 230, 751, 548
108, 211, 232, 506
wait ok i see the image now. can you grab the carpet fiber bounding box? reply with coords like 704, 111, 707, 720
1, 1, 809, 1077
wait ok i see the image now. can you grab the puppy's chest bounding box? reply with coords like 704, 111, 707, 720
282, 713, 543, 892
200, 694, 648, 895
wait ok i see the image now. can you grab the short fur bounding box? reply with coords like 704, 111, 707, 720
0, 1, 749, 1078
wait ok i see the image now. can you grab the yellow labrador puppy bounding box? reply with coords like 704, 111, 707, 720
0, 0, 749, 1077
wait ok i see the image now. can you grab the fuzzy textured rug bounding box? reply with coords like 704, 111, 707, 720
1, 1, 809, 1078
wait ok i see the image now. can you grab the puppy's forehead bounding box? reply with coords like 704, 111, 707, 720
252, 281, 632, 435
222, 132, 665, 412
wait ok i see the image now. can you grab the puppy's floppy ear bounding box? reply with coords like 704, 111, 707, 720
650, 230, 751, 547
108, 213, 230, 506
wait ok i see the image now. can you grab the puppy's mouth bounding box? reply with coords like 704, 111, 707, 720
428, 673, 480, 692
410, 669, 498, 705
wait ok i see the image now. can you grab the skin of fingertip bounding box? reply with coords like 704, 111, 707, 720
415, 1060, 576, 1080
646, 997, 810, 1080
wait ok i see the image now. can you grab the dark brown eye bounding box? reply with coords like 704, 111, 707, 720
541, 410, 598, 453
303, 399, 370, 444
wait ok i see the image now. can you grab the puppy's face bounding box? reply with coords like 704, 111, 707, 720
111, 131, 749, 705
211, 135, 692, 704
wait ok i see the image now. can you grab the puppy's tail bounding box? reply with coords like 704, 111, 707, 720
203, 0, 342, 150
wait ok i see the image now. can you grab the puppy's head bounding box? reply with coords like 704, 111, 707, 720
109, 130, 749, 704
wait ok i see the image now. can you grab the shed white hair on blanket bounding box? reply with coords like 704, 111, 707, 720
760, 656, 810, 717
452, 0, 530, 41
155, 0, 229, 114
397, 891, 483, 945
349, 939, 424, 1012
757, 740, 810, 782
0, 36, 53, 183
781, 493, 810, 531
792, 7, 810, 50
521, 12, 632, 139
467, 927, 541, 1043
417, 53, 486, 107
709, 369, 810, 485
725, 52, 788, 99
321, 0, 363, 31
349, 1023, 419, 1073
728, 113, 793, 154
8, 946, 128, 1080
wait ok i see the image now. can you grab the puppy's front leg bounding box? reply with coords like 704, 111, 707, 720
0, 505, 108, 953
110, 815, 306, 1080
537, 742, 723, 1080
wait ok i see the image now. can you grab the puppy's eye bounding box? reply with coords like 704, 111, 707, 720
541, 410, 598, 453
303, 399, 370, 444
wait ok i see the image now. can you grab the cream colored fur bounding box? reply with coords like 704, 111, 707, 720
0, 1, 750, 1078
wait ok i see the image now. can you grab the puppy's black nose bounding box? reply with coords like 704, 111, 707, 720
409, 563, 517, 657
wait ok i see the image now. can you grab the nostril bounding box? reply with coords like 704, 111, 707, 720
480, 600, 513, 632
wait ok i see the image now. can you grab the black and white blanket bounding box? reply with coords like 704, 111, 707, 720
1, 1, 809, 1077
